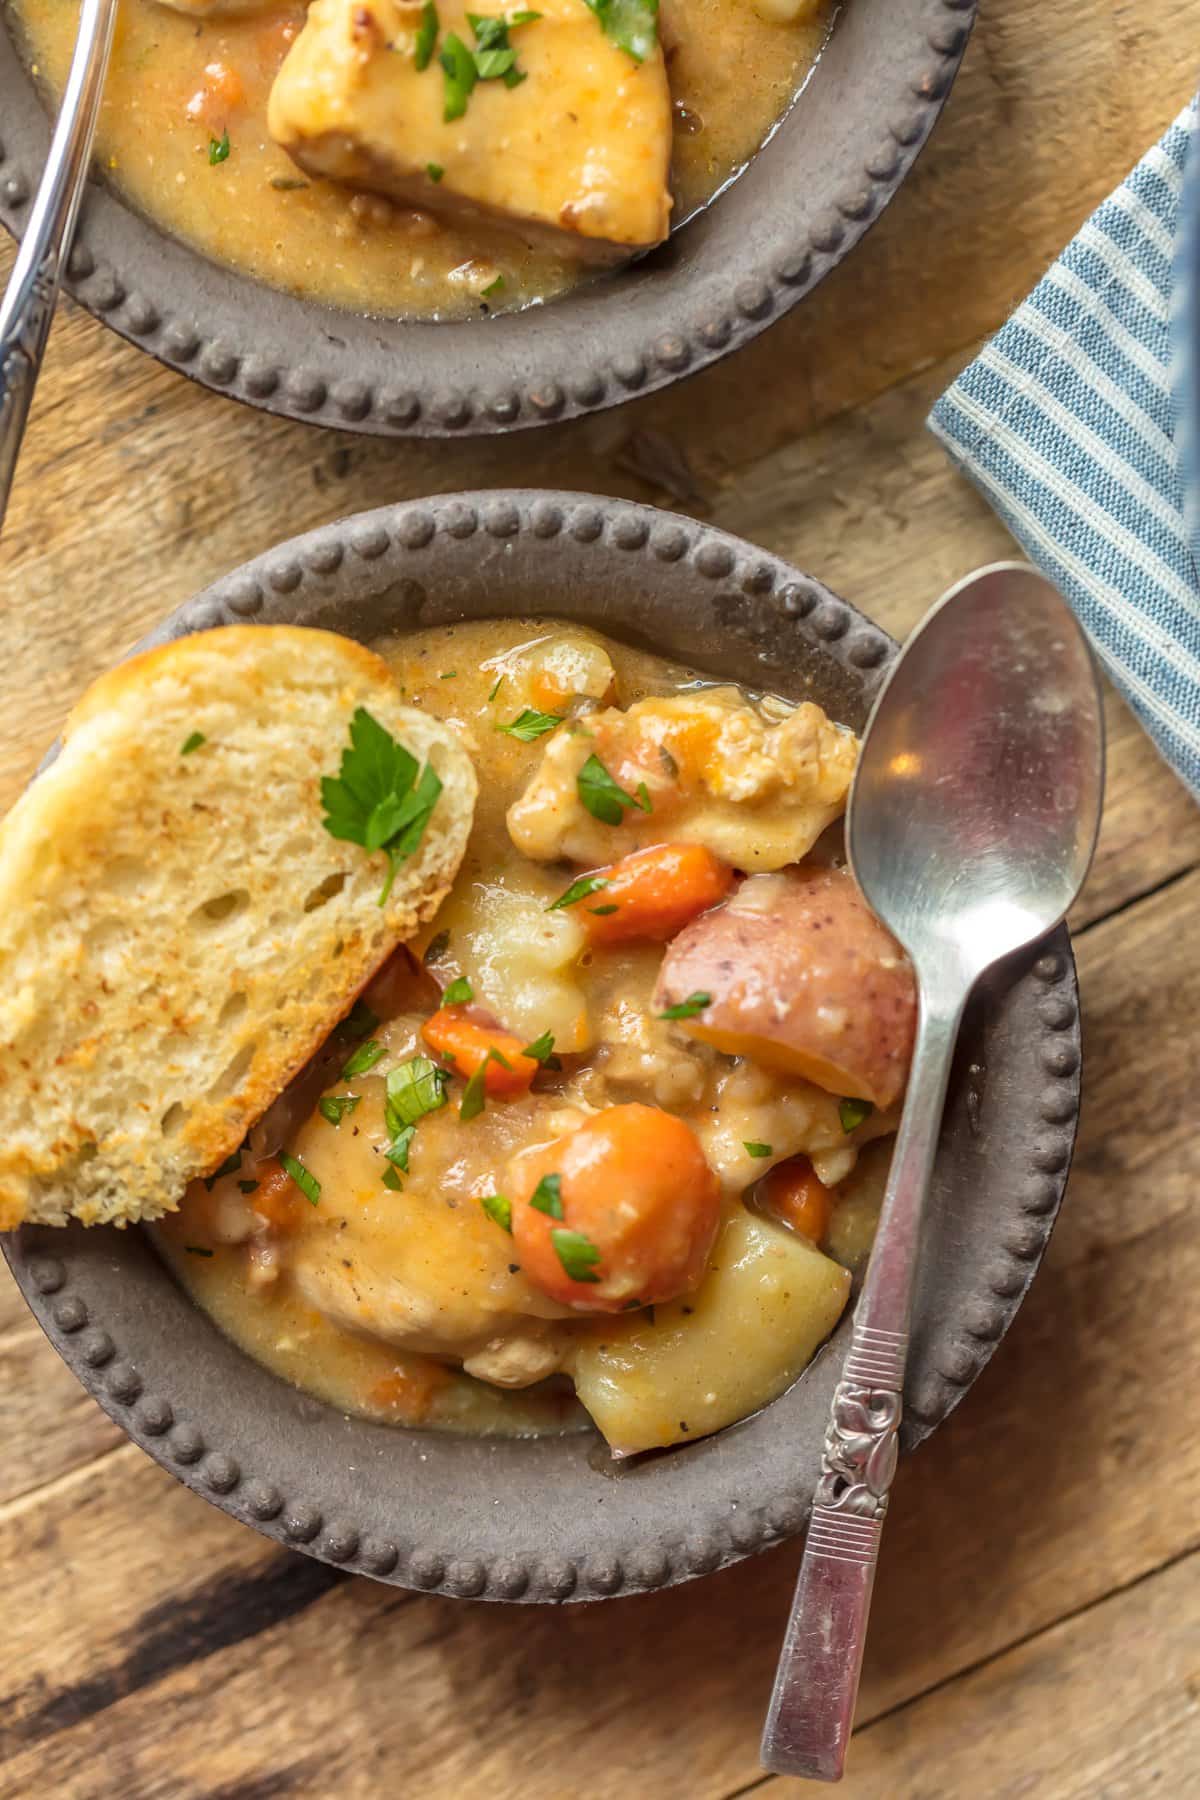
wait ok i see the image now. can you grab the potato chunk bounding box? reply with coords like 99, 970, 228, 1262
571, 1206, 850, 1453
654, 865, 917, 1109
507, 688, 858, 869
267, 0, 672, 258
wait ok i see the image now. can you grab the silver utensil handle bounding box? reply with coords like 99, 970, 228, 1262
0, 0, 118, 531
760, 998, 962, 1781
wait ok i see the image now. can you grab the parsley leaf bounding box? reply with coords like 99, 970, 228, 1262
426, 161, 444, 182
386, 1057, 450, 1130
577, 753, 651, 824
319, 1094, 362, 1127
481, 1193, 513, 1232
547, 873, 609, 911
498, 707, 563, 742
520, 1029, 557, 1065
320, 707, 443, 907
442, 975, 473, 1004
382, 1164, 404, 1191
551, 1227, 601, 1283
180, 731, 206, 755
384, 1124, 416, 1172
658, 990, 711, 1020
440, 31, 477, 119
744, 1140, 773, 1159
582, 0, 658, 62
208, 129, 231, 165
589, 903, 619, 916
414, 0, 439, 68
481, 275, 505, 298
839, 1097, 874, 1134
341, 1038, 384, 1079
279, 1152, 320, 1206
458, 1049, 493, 1122
487, 674, 505, 702
529, 1172, 563, 1219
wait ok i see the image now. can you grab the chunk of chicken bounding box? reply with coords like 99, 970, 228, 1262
267, 0, 673, 258
507, 688, 859, 870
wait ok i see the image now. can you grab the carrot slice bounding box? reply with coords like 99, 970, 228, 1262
422, 1007, 539, 1095
758, 1157, 833, 1243
575, 843, 734, 945
249, 1158, 309, 1233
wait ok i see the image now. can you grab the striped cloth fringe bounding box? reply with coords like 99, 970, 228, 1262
929, 101, 1200, 803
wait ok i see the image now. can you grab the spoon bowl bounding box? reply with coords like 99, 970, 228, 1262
850, 563, 1105, 997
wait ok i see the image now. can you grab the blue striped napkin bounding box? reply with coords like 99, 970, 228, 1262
929, 102, 1200, 802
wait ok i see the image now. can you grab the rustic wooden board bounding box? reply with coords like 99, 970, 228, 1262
3, 0, 1199, 1792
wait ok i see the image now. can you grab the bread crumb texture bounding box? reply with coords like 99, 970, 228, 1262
0, 626, 476, 1229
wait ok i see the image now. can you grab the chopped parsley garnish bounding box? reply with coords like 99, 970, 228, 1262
529, 1172, 563, 1218
237, 1179, 260, 1195
208, 129, 231, 166
547, 873, 609, 911
424, 929, 451, 965
658, 991, 711, 1020
384, 1124, 416, 1172
204, 1149, 242, 1189
487, 674, 505, 702
382, 1164, 404, 1191
582, 0, 657, 63
426, 162, 444, 183
269, 175, 308, 191
185, 1245, 214, 1257
442, 975, 474, 1004
440, 31, 477, 119
320, 706, 443, 907
481, 1193, 513, 1232
744, 1140, 773, 1159
839, 1097, 874, 1134
414, 0, 439, 68
386, 1056, 450, 1129
180, 731, 206, 755
342, 1038, 384, 1079
499, 707, 563, 742
440, 670, 457, 679
459, 1054, 489, 1122
589, 903, 619, 916
279, 1151, 320, 1206
319, 1094, 362, 1127
341, 998, 380, 1040
481, 275, 505, 298
551, 1227, 601, 1283
577, 753, 651, 825
520, 1029, 557, 1065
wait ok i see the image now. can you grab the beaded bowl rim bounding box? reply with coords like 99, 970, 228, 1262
3, 491, 1080, 1604
0, 0, 975, 437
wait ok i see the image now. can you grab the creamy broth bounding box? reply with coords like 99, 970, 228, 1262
156, 620, 899, 1443
12, 0, 833, 318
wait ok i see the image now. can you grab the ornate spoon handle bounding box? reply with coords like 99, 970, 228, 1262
760, 998, 963, 1782
0, 0, 118, 532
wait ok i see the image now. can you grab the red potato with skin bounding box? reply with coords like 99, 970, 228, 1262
509, 1103, 721, 1313
653, 864, 917, 1109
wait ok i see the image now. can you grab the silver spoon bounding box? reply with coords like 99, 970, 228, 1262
760, 562, 1104, 1782
0, 0, 118, 533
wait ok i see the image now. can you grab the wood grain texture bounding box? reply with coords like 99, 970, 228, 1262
2, 0, 1199, 1792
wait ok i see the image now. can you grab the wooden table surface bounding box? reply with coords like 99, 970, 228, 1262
3, 3, 1200, 1794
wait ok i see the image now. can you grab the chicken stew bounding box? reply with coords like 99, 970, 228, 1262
157, 620, 915, 1454
12, 0, 835, 318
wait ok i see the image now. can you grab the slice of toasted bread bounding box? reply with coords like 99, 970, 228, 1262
0, 625, 477, 1230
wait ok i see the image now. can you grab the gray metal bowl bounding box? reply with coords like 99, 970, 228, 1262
0, 0, 974, 437
3, 493, 1079, 1602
